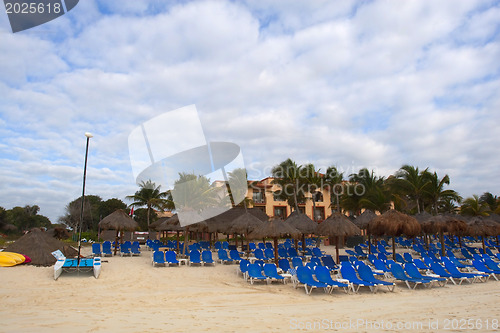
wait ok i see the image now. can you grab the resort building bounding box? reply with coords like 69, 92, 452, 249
245, 177, 334, 222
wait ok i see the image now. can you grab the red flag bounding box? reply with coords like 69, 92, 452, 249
129, 207, 134, 216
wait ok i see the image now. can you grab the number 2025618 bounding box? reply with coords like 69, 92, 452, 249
5, 2, 62, 14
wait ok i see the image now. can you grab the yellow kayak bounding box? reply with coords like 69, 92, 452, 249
0, 252, 26, 267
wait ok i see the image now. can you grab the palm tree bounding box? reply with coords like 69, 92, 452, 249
227, 168, 253, 211
479, 192, 499, 213
460, 195, 491, 216
347, 168, 389, 214
423, 172, 461, 215
271, 159, 304, 213
392, 165, 431, 214
302, 163, 323, 221
126, 180, 171, 227
325, 166, 344, 213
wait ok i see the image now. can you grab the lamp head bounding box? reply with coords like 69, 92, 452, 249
85, 132, 93, 138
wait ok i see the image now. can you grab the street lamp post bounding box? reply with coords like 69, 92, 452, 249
77, 132, 93, 264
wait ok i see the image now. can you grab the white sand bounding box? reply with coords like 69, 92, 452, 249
1, 245, 500, 332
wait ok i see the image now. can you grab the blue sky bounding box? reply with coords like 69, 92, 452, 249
0, 0, 499, 222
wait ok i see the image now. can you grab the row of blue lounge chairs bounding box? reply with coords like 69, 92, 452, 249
238, 247, 500, 295
92, 241, 141, 257
152, 249, 216, 267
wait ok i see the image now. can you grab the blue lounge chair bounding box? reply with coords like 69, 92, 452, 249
445, 256, 473, 270
313, 266, 349, 293
321, 255, 339, 271
164, 251, 180, 266
395, 253, 406, 264
264, 248, 275, 261
291, 257, 304, 269
120, 243, 132, 257
217, 249, 234, 264
202, 250, 215, 266
403, 252, 414, 263
92, 243, 102, 257
229, 250, 243, 263
278, 248, 288, 258
340, 263, 379, 293
188, 250, 203, 266
413, 258, 430, 270
152, 251, 166, 267
404, 263, 446, 287
278, 259, 291, 273
249, 242, 256, 251
472, 260, 499, 281
247, 263, 269, 284
102, 241, 112, 257
239, 259, 250, 280
428, 262, 469, 285
312, 247, 325, 257
357, 264, 395, 292
354, 246, 367, 258
461, 248, 474, 260
131, 242, 141, 256
296, 266, 329, 295
484, 257, 500, 271
389, 263, 432, 289
264, 264, 286, 284
254, 249, 267, 261
444, 259, 488, 282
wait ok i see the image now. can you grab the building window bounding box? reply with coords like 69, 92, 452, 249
314, 207, 325, 221
297, 207, 306, 215
252, 190, 265, 204
274, 206, 287, 219
313, 191, 323, 202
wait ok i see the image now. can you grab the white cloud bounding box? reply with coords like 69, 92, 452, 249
0, 0, 499, 222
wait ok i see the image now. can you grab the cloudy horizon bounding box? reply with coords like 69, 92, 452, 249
1, 0, 499, 222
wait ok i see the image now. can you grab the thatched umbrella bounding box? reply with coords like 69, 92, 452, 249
467, 217, 499, 253
316, 213, 361, 263
368, 210, 421, 260
5, 228, 78, 266
354, 210, 377, 254
98, 209, 139, 255
247, 217, 301, 264
228, 212, 265, 257
156, 214, 185, 252
413, 211, 433, 250
207, 207, 269, 247
285, 210, 316, 252
422, 215, 468, 256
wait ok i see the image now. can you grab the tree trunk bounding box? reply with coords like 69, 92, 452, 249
440, 230, 445, 257
392, 237, 396, 261
182, 227, 189, 257
274, 237, 279, 265
335, 236, 340, 264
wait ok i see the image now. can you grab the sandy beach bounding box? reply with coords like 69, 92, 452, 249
1, 245, 500, 333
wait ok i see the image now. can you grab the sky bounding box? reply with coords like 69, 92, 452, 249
0, 0, 499, 223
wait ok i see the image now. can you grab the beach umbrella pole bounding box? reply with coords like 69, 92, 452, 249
77, 133, 92, 264
392, 237, 396, 261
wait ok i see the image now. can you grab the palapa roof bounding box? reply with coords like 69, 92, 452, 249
316, 213, 360, 237
413, 211, 432, 223
422, 215, 468, 234
354, 210, 377, 229
368, 209, 421, 238
227, 212, 264, 235
5, 228, 78, 266
206, 207, 269, 234
467, 216, 499, 237
247, 217, 301, 239
284, 210, 316, 234
98, 209, 139, 231
155, 214, 185, 232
